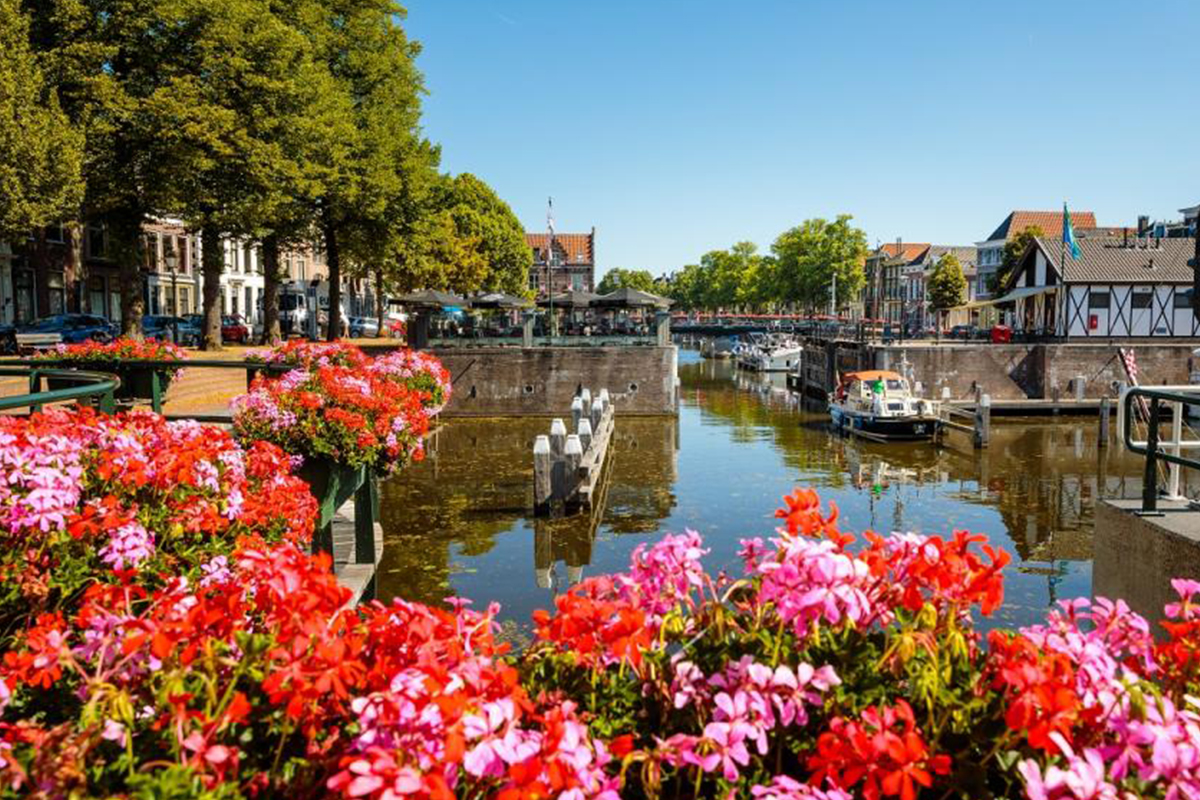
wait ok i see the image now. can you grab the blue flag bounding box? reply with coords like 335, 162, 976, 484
1063, 202, 1082, 260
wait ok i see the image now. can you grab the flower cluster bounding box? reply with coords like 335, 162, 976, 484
0, 406, 314, 628
2, 475, 1198, 798
231, 362, 434, 473
248, 340, 452, 412
36, 335, 189, 366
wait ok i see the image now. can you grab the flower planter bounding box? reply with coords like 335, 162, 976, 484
46, 364, 172, 402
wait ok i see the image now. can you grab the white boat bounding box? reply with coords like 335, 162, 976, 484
828, 370, 942, 441
737, 333, 802, 372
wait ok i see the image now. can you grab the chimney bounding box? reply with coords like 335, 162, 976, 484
1137, 215, 1150, 237
1123, 227, 1129, 247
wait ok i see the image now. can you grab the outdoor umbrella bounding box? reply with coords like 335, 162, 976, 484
536, 290, 601, 309
391, 289, 469, 308
590, 287, 673, 309
470, 291, 532, 309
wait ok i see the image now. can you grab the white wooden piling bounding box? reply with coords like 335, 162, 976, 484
1099, 396, 1110, 448
571, 397, 584, 429
533, 435, 552, 509
974, 393, 991, 449
550, 418, 566, 457
561, 435, 583, 503
578, 417, 593, 451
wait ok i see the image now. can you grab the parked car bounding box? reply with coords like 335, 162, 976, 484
221, 315, 250, 343
176, 315, 202, 346
142, 315, 186, 344
18, 314, 116, 344
348, 316, 379, 337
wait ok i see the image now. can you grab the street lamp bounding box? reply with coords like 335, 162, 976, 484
164, 249, 179, 344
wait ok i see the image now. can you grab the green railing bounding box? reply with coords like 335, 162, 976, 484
1120, 386, 1200, 513
0, 366, 121, 414
0, 358, 290, 415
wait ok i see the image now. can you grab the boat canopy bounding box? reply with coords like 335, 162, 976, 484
841, 370, 903, 385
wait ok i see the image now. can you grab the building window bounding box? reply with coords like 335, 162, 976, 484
47, 273, 64, 315
1174, 289, 1193, 309
1088, 291, 1110, 310
46, 224, 65, 244
13, 267, 34, 324
1131, 290, 1153, 309
180, 287, 191, 314
89, 277, 106, 319
87, 226, 106, 259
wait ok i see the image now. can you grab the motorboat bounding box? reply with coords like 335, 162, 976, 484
737, 333, 803, 372
828, 370, 941, 441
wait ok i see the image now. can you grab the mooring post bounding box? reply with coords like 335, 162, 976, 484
550, 418, 566, 458
599, 388, 610, 416
590, 398, 603, 430
581, 387, 592, 408
522, 312, 535, 348
578, 417, 593, 452
1074, 375, 1086, 402
561, 434, 583, 503
974, 393, 991, 449
533, 435, 552, 510
1098, 396, 1111, 448
571, 397, 584, 430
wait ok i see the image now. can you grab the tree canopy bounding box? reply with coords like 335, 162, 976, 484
0, 0, 83, 241
989, 225, 1044, 295
927, 252, 967, 315
597, 267, 656, 295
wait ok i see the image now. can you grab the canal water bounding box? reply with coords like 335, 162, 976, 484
377, 349, 1145, 631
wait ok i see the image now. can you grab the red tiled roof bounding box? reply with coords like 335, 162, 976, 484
879, 242, 931, 263
526, 232, 594, 266
986, 210, 1097, 242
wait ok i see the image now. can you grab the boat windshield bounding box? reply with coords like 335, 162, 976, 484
886, 379, 905, 391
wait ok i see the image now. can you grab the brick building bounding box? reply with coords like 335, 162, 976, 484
525, 229, 596, 296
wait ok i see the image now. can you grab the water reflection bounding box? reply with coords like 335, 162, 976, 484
378, 350, 1145, 629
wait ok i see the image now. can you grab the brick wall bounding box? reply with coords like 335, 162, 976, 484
426, 345, 678, 416
873, 343, 1198, 400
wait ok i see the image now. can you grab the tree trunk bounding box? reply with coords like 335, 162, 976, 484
323, 215, 341, 342
67, 222, 85, 313
261, 233, 281, 344
374, 268, 386, 338
201, 225, 224, 351
110, 212, 145, 338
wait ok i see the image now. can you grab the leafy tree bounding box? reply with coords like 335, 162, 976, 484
429, 173, 531, 295
770, 215, 867, 312
988, 225, 1044, 295
148, 0, 333, 349
927, 252, 967, 331
597, 267, 656, 295
0, 0, 83, 242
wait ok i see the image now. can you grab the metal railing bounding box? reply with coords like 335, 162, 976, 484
0, 366, 121, 413
1119, 385, 1200, 512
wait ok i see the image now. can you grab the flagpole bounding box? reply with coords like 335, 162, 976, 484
547, 197, 554, 339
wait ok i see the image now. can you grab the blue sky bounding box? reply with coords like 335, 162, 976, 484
405, 1, 1200, 278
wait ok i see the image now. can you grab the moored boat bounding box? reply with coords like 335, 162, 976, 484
828, 370, 941, 441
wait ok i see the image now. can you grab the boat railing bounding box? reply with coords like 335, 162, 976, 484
1119, 385, 1200, 513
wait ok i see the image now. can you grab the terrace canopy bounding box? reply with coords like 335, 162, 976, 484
391, 289, 469, 309
470, 291, 531, 310
536, 290, 600, 309
591, 287, 673, 309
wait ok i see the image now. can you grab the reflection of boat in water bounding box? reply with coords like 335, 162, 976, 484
700, 336, 738, 359
736, 333, 803, 372
829, 370, 941, 442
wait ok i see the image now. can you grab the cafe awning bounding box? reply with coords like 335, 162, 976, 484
951, 284, 1057, 311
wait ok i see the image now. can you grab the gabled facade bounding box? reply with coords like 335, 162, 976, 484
862, 241, 929, 323
1001, 235, 1198, 339
975, 210, 1098, 299
526, 229, 596, 296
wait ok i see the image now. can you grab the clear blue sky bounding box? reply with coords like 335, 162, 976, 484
405, 0, 1200, 279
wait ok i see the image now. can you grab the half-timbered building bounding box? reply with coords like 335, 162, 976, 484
998, 235, 1198, 339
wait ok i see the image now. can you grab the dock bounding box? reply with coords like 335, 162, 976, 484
533, 387, 615, 515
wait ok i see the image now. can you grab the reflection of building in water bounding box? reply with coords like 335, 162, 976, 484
376, 414, 679, 607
